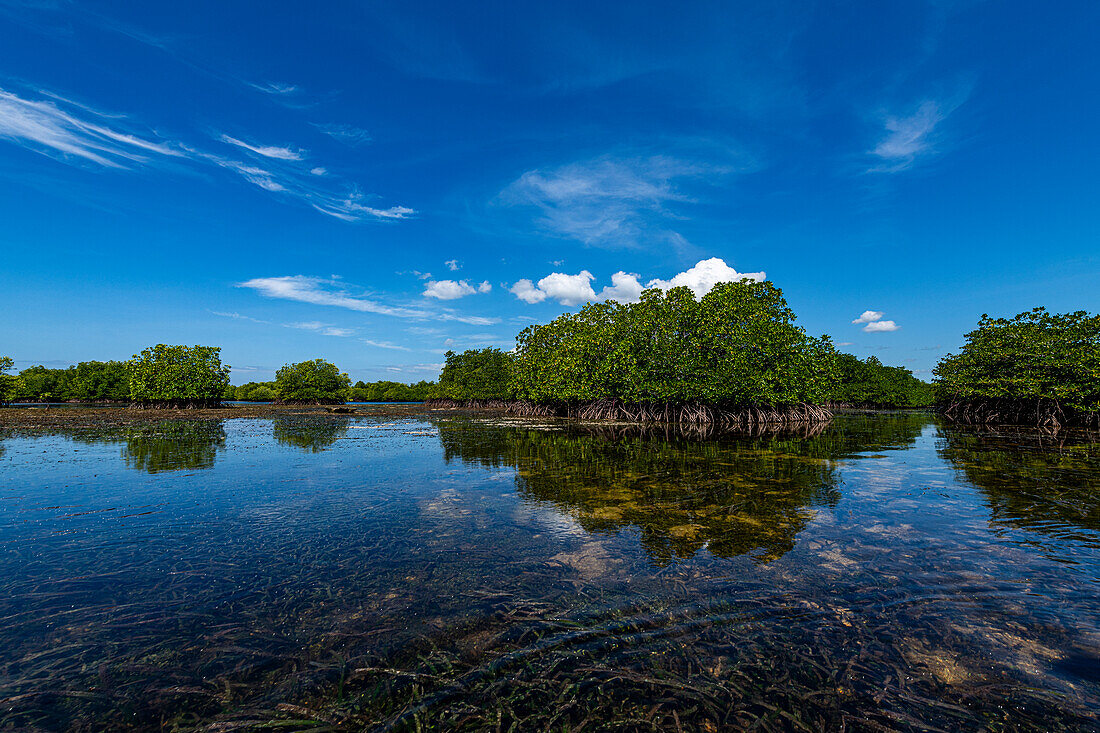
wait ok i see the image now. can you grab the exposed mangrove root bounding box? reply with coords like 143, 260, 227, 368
939, 398, 1100, 429
425, 398, 832, 426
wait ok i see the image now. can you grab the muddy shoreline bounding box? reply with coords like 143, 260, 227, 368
0, 403, 465, 430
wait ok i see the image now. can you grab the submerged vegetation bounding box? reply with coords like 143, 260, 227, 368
935, 308, 1100, 427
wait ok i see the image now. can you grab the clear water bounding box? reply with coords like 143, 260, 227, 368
0, 412, 1097, 731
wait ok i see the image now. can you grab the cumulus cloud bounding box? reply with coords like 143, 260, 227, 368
851, 309, 899, 332
499, 155, 710, 246
509, 279, 547, 304
645, 257, 765, 298
424, 279, 477, 300
852, 310, 885, 324
533, 271, 597, 306
219, 134, 305, 161
445, 259, 460, 271
509, 258, 764, 307
863, 320, 900, 333
597, 271, 645, 303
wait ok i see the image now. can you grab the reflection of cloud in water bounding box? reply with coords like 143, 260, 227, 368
434, 417, 936, 566
513, 503, 588, 539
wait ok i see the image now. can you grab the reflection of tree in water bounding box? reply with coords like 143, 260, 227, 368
122, 420, 226, 473
441, 417, 918, 566
18, 420, 227, 473
938, 426, 1100, 548
272, 416, 350, 453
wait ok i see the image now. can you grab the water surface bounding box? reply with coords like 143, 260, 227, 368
1, 411, 1098, 730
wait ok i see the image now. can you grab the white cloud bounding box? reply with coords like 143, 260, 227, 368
477, 281, 492, 293
424, 279, 477, 300
597, 271, 645, 303
313, 122, 373, 146
283, 321, 353, 337
361, 339, 410, 351
510, 279, 547, 304
241, 275, 427, 318
850, 309, 899, 332
499, 155, 708, 246
852, 310, 885, 324
870, 99, 962, 171
0, 86, 413, 224
219, 134, 305, 161
310, 194, 415, 222
645, 257, 765, 297
445, 259, 460, 271
209, 310, 271, 324
863, 320, 900, 333
249, 81, 300, 96
509, 257, 764, 307
239, 275, 498, 326
0, 87, 182, 167
518, 271, 597, 306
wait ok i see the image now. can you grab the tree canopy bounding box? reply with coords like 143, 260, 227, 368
831, 354, 933, 407
128, 345, 230, 407
274, 359, 351, 403
511, 281, 837, 406
0, 356, 15, 404
934, 308, 1100, 418
438, 348, 515, 400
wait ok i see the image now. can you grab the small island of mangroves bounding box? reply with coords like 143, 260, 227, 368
2, 284, 1100, 731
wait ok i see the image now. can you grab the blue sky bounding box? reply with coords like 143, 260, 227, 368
1, 0, 1097, 383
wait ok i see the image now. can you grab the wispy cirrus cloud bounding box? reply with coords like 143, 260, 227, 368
499, 155, 717, 247
360, 339, 410, 351
313, 122, 373, 146
219, 133, 305, 161
248, 81, 300, 96
0, 85, 412, 222
869, 94, 966, 172
239, 275, 498, 325
0, 87, 183, 167
209, 310, 271, 324
283, 321, 354, 337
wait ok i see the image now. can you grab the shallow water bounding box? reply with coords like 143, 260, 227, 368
1, 412, 1098, 730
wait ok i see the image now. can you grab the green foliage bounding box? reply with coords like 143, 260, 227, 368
511, 281, 837, 406
68, 360, 130, 402
830, 353, 934, 407
6, 361, 130, 402
228, 381, 279, 401
346, 380, 437, 402
934, 308, 1100, 412
438, 349, 515, 400
128, 345, 231, 406
274, 359, 350, 403
0, 356, 14, 403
